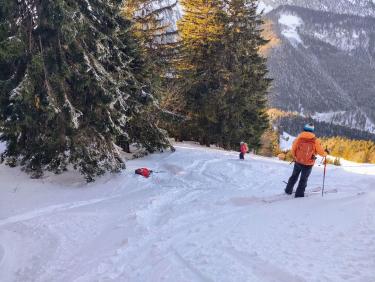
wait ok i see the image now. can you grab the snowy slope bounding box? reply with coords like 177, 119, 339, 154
1, 143, 375, 281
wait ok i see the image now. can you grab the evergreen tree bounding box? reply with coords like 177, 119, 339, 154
122, 0, 181, 150
122, 0, 178, 87
218, 0, 270, 149
123, 0, 178, 48
176, 0, 270, 149
177, 0, 226, 146
0, 0, 170, 181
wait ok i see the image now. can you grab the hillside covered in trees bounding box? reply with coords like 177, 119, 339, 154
276, 115, 375, 142
321, 137, 375, 164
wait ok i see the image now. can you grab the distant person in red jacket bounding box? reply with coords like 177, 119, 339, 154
240, 141, 248, 160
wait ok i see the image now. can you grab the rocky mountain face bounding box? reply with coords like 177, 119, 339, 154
265, 5, 375, 133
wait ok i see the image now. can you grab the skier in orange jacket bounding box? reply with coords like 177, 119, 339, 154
285, 123, 328, 197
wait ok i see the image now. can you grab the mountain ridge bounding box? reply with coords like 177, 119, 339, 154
266, 4, 375, 133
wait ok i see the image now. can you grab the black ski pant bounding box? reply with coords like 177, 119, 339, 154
239, 152, 245, 160
285, 162, 313, 197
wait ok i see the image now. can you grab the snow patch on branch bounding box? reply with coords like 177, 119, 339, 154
84, 0, 93, 12
17, 0, 39, 29
10, 73, 29, 99
63, 99, 83, 130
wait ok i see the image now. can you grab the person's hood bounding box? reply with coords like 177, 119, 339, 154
299, 131, 316, 139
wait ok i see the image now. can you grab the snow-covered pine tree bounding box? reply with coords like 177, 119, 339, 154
0, 0, 170, 181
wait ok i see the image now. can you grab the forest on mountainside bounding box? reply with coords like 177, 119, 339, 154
276, 115, 375, 142
321, 137, 375, 164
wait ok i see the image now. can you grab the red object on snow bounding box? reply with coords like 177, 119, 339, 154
135, 168, 152, 178
240, 143, 248, 154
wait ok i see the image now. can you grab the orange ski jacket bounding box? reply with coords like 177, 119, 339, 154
292, 132, 327, 166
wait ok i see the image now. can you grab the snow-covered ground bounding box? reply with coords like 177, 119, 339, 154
1, 142, 375, 282
279, 131, 296, 151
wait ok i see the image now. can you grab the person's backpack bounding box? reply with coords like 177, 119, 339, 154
295, 138, 316, 165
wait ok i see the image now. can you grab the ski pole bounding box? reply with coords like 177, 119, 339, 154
322, 157, 327, 197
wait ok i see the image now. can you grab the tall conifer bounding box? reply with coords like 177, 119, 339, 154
177, 0, 226, 146
176, 0, 270, 149
0, 0, 170, 181
218, 0, 270, 149
122, 1, 180, 151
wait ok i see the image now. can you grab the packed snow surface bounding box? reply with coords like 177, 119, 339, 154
1, 142, 375, 281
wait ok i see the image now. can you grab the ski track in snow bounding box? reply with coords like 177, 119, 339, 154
1, 143, 375, 281
0, 196, 120, 227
